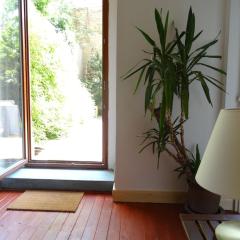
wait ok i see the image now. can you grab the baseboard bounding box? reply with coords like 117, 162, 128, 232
112, 187, 187, 203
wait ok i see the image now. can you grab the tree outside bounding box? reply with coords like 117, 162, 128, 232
0, 0, 103, 161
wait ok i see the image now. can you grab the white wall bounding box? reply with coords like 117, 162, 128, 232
225, 0, 240, 108
221, 0, 240, 211
114, 0, 227, 191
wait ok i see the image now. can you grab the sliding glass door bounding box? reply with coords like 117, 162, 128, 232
26, 0, 108, 168
27, 0, 107, 167
0, 0, 25, 173
0, 0, 108, 169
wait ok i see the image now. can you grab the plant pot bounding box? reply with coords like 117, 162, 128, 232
186, 179, 221, 214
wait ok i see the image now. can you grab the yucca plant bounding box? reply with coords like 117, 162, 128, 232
123, 7, 226, 180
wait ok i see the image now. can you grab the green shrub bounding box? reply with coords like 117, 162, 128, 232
30, 34, 68, 143
0, 0, 69, 143
81, 51, 102, 116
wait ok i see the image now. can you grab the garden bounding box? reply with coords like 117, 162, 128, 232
0, 0, 103, 161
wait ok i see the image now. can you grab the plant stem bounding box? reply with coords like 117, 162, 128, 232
165, 147, 179, 162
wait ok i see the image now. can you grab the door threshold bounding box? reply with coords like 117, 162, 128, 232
25, 161, 107, 169
0, 167, 114, 191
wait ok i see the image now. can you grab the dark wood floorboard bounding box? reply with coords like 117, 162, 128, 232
0, 191, 187, 240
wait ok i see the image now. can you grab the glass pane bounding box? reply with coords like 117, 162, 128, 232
28, 0, 103, 162
0, 0, 24, 162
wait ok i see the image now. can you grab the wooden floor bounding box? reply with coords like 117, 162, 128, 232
0, 191, 187, 240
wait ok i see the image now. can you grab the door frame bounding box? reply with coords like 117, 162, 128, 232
21, 0, 109, 169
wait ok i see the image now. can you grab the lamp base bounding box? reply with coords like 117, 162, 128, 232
216, 221, 240, 240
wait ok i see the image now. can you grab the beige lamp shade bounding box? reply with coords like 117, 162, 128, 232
196, 109, 240, 199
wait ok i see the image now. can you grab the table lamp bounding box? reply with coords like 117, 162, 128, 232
196, 109, 240, 240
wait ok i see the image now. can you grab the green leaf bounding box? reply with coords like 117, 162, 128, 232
173, 116, 180, 125
173, 119, 187, 132
192, 144, 201, 175
137, 27, 156, 46
203, 76, 226, 92
187, 51, 206, 72
202, 55, 222, 59
191, 39, 218, 56
176, 29, 186, 62
145, 70, 154, 112
164, 11, 169, 41
123, 62, 150, 80
145, 85, 153, 112
167, 32, 185, 54
121, 60, 144, 77
198, 63, 226, 75
189, 71, 225, 87
159, 96, 166, 140
198, 73, 212, 106
155, 8, 165, 51
134, 66, 146, 94
152, 82, 162, 99
205, 75, 224, 85
164, 62, 176, 112
154, 46, 162, 58
139, 141, 156, 153
188, 38, 220, 69
144, 66, 154, 85
181, 79, 189, 118
185, 7, 195, 54
157, 153, 160, 168
196, 144, 200, 162
192, 30, 203, 42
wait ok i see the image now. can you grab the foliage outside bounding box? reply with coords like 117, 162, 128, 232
0, 0, 103, 143
29, 33, 67, 142
123, 7, 226, 180
81, 51, 103, 116
0, 1, 22, 110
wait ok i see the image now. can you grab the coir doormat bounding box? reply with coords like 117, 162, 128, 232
7, 190, 84, 212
